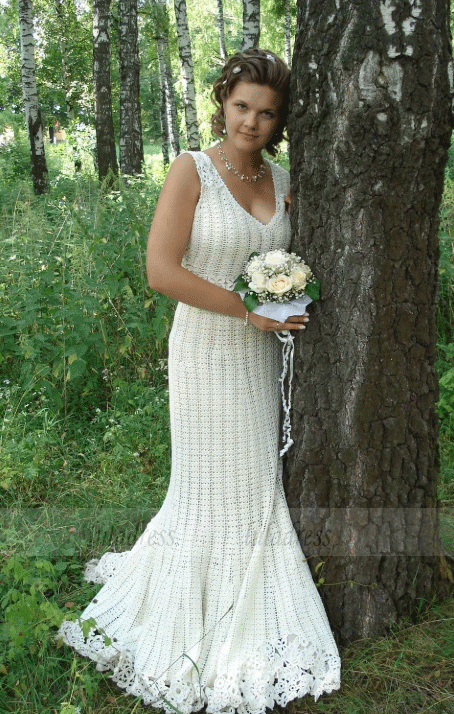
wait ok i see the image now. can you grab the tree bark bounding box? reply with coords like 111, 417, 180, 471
153, 0, 180, 158
118, 0, 144, 175
173, 0, 200, 151
216, 0, 227, 61
18, 0, 49, 195
93, 0, 118, 181
242, 0, 260, 50
158, 63, 170, 166
286, 0, 454, 645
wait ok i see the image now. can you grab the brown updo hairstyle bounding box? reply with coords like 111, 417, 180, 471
211, 48, 290, 157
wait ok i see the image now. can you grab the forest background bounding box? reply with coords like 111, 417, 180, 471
0, 0, 454, 713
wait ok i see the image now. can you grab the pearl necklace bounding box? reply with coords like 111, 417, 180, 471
217, 143, 266, 182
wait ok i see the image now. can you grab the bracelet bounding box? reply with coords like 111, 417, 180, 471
245, 309, 249, 325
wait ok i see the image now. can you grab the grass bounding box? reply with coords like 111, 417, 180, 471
0, 135, 453, 714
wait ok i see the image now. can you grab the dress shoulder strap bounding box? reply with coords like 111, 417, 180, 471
266, 159, 290, 196
179, 150, 223, 188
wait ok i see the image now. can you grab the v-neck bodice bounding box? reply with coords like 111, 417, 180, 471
179, 150, 291, 292
204, 153, 278, 228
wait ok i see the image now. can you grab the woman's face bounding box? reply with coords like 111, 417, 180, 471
222, 81, 282, 152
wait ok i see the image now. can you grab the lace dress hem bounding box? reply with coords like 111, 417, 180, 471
57, 618, 341, 714
57, 553, 340, 713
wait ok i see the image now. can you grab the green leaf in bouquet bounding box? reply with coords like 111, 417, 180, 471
305, 276, 321, 301
247, 251, 260, 261
234, 275, 250, 291
244, 292, 261, 312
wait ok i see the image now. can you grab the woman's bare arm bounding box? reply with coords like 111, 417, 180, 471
146, 153, 246, 320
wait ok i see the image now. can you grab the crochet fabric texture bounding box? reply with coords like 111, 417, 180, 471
57, 151, 341, 713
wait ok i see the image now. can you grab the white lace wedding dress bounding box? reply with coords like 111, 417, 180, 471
57, 151, 341, 713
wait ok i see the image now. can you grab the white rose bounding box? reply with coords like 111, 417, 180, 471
266, 274, 293, 296
264, 250, 285, 270
249, 271, 267, 292
290, 266, 311, 290
246, 256, 262, 276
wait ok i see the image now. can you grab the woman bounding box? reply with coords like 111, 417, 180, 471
57, 49, 341, 713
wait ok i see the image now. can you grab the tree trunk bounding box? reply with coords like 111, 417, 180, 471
158, 64, 170, 167
286, 0, 454, 645
153, 0, 180, 158
118, 0, 144, 175
216, 0, 227, 61
161, 43, 181, 157
173, 0, 200, 151
242, 0, 260, 50
284, 0, 291, 67
18, 0, 48, 195
93, 0, 118, 181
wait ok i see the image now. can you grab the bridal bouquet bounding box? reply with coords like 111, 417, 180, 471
234, 249, 320, 457
234, 249, 320, 313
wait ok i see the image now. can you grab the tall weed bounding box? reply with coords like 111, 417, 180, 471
0, 143, 174, 508
0, 172, 172, 413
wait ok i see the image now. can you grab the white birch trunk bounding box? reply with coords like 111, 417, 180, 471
156, 37, 180, 158
216, 0, 227, 61
242, 0, 260, 50
118, 0, 144, 175
157, 55, 170, 166
18, 0, 48, 194
173, 0, 200, 150
154, 0, 180, 157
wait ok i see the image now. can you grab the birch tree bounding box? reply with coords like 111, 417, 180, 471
158, 65, 170, 166
242, 0, 260, 50
93, 0, 118, 181
173, 0, 200, 150
18, 0, 48, 195
153, 0, 180, 158
286, 0, 454, 643
216, 0, 227, 61
119, 0, 144, 175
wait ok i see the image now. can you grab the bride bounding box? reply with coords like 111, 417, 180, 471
57, 48, 341, 714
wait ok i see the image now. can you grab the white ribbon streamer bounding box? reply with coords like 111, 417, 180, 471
238, 291, 313, 457
275, 331, 295, 456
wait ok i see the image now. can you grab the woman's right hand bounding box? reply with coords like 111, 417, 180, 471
247, 311, 310, 332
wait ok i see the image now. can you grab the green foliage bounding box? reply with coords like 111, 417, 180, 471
0, 1, 21, 114
436, 175, 454, 504
0, 124, 32, 183
305, 275, 320, 301
35, 0, 93, 126
0, 376, 171, 508
0, 547, 109, 713
244, 292, 261, 312
0, 144, 174, 513
0, 161, 174, 416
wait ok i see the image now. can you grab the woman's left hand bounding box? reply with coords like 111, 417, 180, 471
274, 311, 310, 331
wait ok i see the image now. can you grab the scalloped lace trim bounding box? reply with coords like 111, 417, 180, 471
56, 618, 340, 714
83, 553, 130, 584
